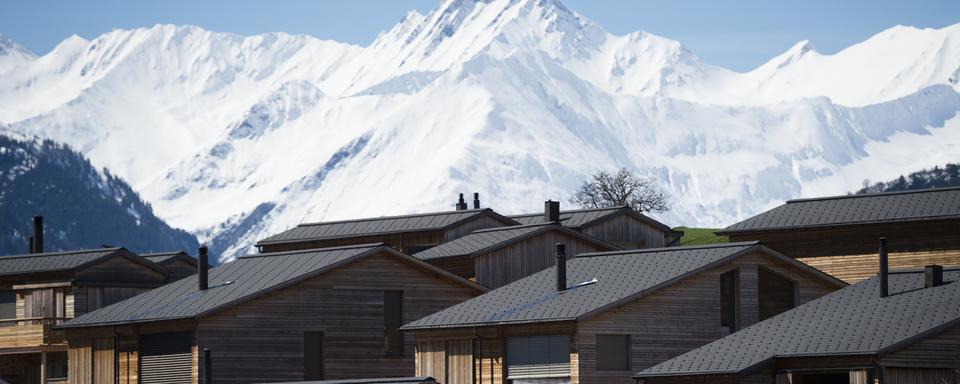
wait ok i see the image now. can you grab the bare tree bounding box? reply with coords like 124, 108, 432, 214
570, 167, 671, 213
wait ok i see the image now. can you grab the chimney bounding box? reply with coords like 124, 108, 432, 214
32, 216, 43, 253
925, 265, 944, 288
473, 192, 480, 209
879, 237, 888, 298
198, 245, 209, 291
545, 200, 560, 222
556, 243, 567, 292
28, 236, 33, 254
456, 193, 468, 211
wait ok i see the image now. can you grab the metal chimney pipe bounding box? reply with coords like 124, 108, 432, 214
556, 243, 567, 292
879, 237, 888, 298
28, 237, 33, 254
203, 348, 212, 384
456, 193, 467, 210
32, 216, 43, 253
199, 245, 209, 291
473, 192, 480, 209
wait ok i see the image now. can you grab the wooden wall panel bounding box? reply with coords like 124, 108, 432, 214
582, 214, 669, 249
443, 215, 511, 242
426, 256, 475, 281
727, 219, 960, 259
884, 367, 959, 384
576, 251, 839, 384
74, 256, 166, 285
880, 323, 960, 368
68, 339, 92, 384
197, 251, 480, 383
475, 231, 612, 289
798, 249, 960, 283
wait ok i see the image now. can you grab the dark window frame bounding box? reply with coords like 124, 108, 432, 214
596, 334, 631, 371
720, 269, 740, 332
304, 331, 324, 380
384, 290, 404, 358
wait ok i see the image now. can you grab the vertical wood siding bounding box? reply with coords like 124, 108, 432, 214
880, 323, 960, 368
196, 251, 479, 383
575, 251, 839, 384
582, 214, 670, 249
474, 231, 612, 289
798, 249, 960, 283
443, 215, 512, 242
74, 256, 166, 285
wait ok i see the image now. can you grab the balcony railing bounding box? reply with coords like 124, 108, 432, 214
0, 317, 70, 349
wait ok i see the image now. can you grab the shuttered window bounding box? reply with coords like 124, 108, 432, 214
506, 335, 570, 380
0, 290, 14, 325
140, 332, 193, 384
720, 269, 739, 333
596, 334, 630, 370
304, 331, 324, 380
758, 267, 797, 321
384, 290, 404, 357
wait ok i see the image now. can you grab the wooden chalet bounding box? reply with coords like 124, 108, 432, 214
0, 247, 169, 384
402, 242, 846, 384
509, 201, 682, 249
413, 223, 620, 288
716, 187, 960, 282
635, 262, 960, 384
58, 244, 486, 384
256, 195, 517, 254
141, 251, 202, 282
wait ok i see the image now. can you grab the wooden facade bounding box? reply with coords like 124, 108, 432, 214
579, 212, 680, 249
0, 251, 168, 384
726, 219, 960, 282
412, 250, 842, 384
259, 214, 514, 254
62, 250, 483, 384
471, 230, 616, 289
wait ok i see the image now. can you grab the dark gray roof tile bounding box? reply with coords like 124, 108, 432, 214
403, 242, 764, 329
720, 187, 960, 233
636, 268, 960, 378
412, 224, 614, 261
0, 248, 126, 276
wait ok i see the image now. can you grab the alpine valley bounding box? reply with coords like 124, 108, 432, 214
2, 0, 959, 261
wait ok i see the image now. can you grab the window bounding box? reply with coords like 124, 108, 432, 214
758, 267, 797, 321
304, 332, 324, 380
506, 335, 571, 381
384, 290, 404, 357
596, 334, 630, 370
0, 289, 14, 327
46, 351, 68, 380
720, 269, 739, 333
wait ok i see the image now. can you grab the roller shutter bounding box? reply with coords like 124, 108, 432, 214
506, 335, 570, 381
140, 332, 193, 384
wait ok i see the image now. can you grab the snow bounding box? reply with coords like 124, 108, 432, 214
0, 0, 958, 261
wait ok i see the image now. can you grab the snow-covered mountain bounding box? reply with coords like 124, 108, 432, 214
0, 34, 35, 74
2, 0, 959, 261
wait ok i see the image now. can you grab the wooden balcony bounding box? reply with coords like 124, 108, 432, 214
0, 317, 68, 349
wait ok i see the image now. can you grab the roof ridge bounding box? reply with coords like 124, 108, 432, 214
0, 247, 123, 260
787, 186, 960, 204
296, 208, 490, 227
141, 251, 188, 257
577, 241, 759, 257
509, 205, 627, 217
238, 243, 385, 258
471, 223, 554, 233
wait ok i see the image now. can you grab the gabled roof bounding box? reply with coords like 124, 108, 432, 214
59, 244, 486, 329
509, 206, 673, 232
256, 208, 518, 246
0, 247, 166, 277
141, 251, 197, 266
412, 223, 619, 261
635, 268, 960, 379
403, 242, 842, 330
718, 187, 960, 234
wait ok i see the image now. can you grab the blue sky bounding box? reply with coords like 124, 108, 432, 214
2, 0, 958, 72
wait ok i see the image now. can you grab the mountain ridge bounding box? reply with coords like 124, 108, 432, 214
1, 0, 959, 261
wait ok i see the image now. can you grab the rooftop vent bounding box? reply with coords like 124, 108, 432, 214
473, 192, 480, 209
545, 200, 560, 222
199, 245, 209, 291
879, 237, 888, 298
32, 216, 43, 254
456, 193, 468, 211
925, 265, 944, 288
556, 243, 567, 292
